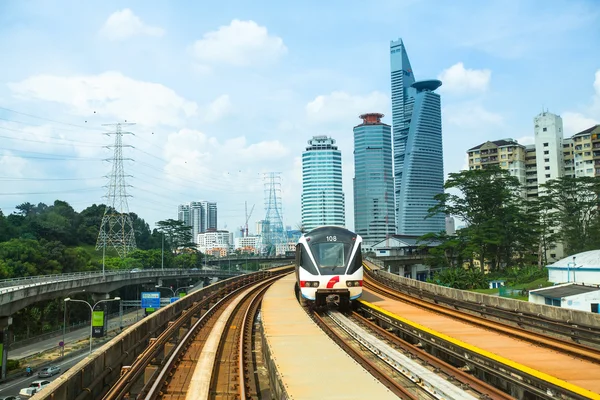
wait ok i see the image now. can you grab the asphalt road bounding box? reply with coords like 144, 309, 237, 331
0, 351, 90, 397
9, 310, 143, 360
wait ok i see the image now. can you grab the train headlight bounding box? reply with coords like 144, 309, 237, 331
346, 280, 363, 287
301, 281, 319, 288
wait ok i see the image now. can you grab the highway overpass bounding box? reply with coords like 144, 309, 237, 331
0, 268, 241, 326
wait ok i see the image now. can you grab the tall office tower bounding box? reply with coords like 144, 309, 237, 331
189, 202, 204, 242
390, 38, 445, 236
177, 204, 190, 226
534, 111, 565, 188
301, 135, 345, 231
353, 113, 395, 246
201, 201, 218, 231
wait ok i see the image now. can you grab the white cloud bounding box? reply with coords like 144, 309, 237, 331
0, 151, 28, 178
306, 91, 389, 124
516, 136, 535, 145
438, 62, 491, 95
443, 102, 503, 128
163, 129, 290, 193
190, 20, 287, 67
99, 9, 165, 41
562, 70, 600, 135
8, 72, 198, 127
205, 95, 232, 123
562, 112, 599, 136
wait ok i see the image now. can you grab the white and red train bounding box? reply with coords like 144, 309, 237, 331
294, 226, 363, 309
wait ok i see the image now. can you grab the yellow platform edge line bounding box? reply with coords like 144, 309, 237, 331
358, 299, 600, 400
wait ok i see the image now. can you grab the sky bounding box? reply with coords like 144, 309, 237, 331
0, 0, 599, 234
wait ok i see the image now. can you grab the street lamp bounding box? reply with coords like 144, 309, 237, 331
155, 284, 193, 297
64, 297, 121, 354
62, 290, 86, 357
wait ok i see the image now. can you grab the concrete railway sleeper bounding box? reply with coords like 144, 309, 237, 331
364, 273, 600, 365
367, 268, 600, 349
356, 302, 598, 400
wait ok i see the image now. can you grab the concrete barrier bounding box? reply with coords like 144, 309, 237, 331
36, 271, 270, 400
375, 270, 600, 328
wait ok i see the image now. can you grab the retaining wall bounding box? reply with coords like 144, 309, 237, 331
36, 272, 265, 400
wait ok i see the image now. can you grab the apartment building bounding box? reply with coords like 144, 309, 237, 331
571, 125, 600, 177
467, 138, 527, 187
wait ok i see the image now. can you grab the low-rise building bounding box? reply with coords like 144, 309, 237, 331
546, 250, 600, 285
528, 283, 600, 313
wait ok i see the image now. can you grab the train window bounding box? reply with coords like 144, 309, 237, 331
311, 242, 352, 275
300, 245, 318, 275
346, 244, 363, 275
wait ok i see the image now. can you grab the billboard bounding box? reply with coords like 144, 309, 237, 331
92, 311, 105, 337
141, 292, 161, 308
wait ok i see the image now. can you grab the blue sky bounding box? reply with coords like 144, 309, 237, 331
0, 0, 599, 233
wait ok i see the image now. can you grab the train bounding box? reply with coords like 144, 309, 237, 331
294, 226, 363, 309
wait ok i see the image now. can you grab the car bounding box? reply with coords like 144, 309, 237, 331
0, 395, 23, 400
19, 380, 51, 397
38, 365, 61, 378
130, 268, 142, 273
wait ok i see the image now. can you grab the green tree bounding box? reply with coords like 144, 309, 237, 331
539, 176, 600, 254
429, 168, 535, 271
155, 219, 195, 252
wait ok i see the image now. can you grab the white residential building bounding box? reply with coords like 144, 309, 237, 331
534, 111, 565, 188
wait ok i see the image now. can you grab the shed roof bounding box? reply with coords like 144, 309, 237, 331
530, 283, 600, 298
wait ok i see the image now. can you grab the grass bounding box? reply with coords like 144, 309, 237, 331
468, 277, 553, 301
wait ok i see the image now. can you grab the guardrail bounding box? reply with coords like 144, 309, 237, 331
0, 268, 241, 295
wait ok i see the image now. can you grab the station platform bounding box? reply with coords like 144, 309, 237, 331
362, 288, 600, 398
261, 273, 397, 400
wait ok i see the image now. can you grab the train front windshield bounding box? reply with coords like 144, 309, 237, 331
311, 242, 352, 275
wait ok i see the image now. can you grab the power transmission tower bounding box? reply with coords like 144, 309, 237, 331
262, 172, 286, 256
96, 123, 137, 259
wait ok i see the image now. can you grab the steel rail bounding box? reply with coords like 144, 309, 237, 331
364, 275, 600, 364
351, 311, 514, 400
238, 286, 269, 399
310, 311, 419, 400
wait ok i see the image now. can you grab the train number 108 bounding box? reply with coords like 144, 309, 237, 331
326, 236, 337, 241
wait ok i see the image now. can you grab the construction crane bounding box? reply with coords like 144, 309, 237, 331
239, 201, 255, 237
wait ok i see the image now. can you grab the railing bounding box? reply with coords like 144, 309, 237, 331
0, 268, 241, 295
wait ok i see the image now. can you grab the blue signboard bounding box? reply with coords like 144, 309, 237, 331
170, 297, 179, 304
141, 292, 161, 308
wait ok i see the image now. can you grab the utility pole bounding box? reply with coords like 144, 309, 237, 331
96, 123, 137, 259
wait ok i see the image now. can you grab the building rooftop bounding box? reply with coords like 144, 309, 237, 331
572, 124, 600, 137
411, 79, 442, 92
548, 249, 600, 269
530, 283, 600, 298
467, 139, 520, 152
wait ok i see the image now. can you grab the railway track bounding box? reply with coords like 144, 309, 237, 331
363, 272, 600, 365
365, 265, 600, 349
310, 307, 510, 400
103, 267, 291, 400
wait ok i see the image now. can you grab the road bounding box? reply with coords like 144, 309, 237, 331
0, 350, 92, 397
9, 310, 143, 360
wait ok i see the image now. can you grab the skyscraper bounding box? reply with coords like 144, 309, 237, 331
390, 38, 445, 236
353, 113, 395, 246
177, 201, 218, 243
301, 135, 345, 231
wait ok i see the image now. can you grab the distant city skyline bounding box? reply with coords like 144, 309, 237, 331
0, 1, 598, 232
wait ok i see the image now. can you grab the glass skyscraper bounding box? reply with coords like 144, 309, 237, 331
353, 113, 395, 246
301, 135, 345, 231
390, 38, 445, 236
